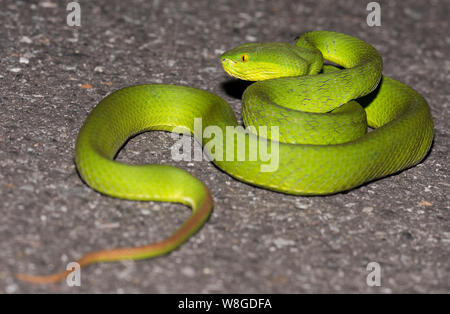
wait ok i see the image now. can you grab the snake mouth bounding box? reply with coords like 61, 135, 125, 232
221, 58, 236, 66
221, 58, 243, 79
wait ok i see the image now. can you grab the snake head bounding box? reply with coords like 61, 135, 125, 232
220, 42, 318, 81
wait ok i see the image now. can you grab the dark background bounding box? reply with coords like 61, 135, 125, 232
1, 0, 448, 293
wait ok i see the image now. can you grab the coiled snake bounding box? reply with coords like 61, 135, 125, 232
18, 31, 433, 283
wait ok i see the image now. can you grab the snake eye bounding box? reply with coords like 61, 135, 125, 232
241, 54, 249, 62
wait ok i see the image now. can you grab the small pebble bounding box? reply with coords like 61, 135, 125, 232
6, 284, 18, 293
181, 266, 195, 277
19, 36, 32, 44
273, 238, 295, 249
39, 1, 57, 8
94, 66, 105, 73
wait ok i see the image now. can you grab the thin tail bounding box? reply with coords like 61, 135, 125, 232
17, 186, 213, 284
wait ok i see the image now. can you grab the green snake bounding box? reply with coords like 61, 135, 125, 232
18, 31, 433, 283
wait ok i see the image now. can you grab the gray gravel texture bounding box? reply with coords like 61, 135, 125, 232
0, 0, 449, 293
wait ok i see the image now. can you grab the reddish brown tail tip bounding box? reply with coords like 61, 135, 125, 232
16, 270, 70, 284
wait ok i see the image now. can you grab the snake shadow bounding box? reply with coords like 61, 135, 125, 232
220, 78, 254, 99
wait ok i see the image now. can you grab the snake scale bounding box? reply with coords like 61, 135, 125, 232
18, 31, 433, 283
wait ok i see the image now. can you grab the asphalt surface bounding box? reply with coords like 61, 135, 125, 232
1, 0, 449, 293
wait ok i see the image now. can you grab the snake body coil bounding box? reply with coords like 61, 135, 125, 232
19, 31, 433, 283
